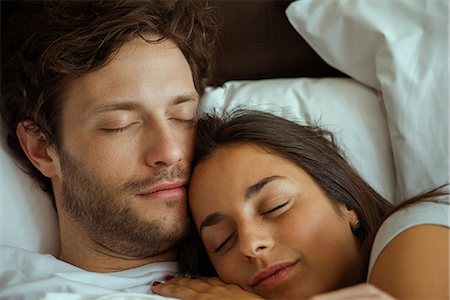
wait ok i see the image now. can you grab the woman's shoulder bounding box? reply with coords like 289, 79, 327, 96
367, 198, 449, 298
368, 198, 449, 275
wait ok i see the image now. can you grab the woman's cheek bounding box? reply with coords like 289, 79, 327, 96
216, 259, 255, 294
212, 256, 240, 284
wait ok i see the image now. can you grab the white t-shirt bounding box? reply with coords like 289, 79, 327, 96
0, 246, 179, 299
368, 200, 450, 278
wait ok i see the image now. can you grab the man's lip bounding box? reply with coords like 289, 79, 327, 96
250, 261, 298, 288
137, 181, 187, 196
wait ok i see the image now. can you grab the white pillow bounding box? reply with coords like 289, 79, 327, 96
286, 0, 449, 201
0, 127, 60, 255
0, 77, 395, 253
198, 78, 395, 201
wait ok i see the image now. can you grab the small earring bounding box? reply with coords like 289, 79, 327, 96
352, 219, 362, 237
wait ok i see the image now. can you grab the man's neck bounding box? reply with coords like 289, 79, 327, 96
57, 216, 177, 273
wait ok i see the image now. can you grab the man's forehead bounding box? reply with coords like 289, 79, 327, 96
60, 36, 196, 116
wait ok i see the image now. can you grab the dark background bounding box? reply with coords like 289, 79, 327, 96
1, 0, 344, 82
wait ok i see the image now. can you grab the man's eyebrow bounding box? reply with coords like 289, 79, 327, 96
170, 93, 199, 105
87, 102, 142, 119
245, 175, 285, 199
199, 212, 225, 234
86, 93, 198, 119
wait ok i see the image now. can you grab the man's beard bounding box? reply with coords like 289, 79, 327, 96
59, 149, 191, 258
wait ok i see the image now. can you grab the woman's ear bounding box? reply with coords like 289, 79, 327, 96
343, 204, 361, 236
343, 204, 359, 221
16, 121, 59, 177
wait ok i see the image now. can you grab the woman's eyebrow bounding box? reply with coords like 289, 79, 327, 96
199, 212, 225, 234
199, 176, 285, 234
245, 175, 285, 199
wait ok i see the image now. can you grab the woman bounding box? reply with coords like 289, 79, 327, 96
152, 110, 449, 299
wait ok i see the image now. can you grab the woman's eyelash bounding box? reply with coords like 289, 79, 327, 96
263, 202, 288, 215
214, 231, 236, 253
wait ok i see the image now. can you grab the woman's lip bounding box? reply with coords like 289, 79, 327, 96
250, 260, 298, 288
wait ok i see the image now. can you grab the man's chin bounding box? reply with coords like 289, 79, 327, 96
91, 217, 189, 258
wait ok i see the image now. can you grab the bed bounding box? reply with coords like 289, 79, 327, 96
0, 0, 448, 298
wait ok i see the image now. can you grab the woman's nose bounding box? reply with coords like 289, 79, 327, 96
238, 225, 274, 259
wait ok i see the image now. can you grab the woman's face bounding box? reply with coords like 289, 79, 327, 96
188, 143, 362, 299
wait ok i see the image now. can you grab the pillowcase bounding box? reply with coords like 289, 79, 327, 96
198, 78, 395, 202
286, 0, 449, 201
0, 131, 60, 255
0, 77, 396, 253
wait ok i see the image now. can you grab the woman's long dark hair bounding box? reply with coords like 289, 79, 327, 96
179, 110, 447, 279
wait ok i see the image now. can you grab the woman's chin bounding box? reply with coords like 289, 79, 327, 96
252, 285, 313, 300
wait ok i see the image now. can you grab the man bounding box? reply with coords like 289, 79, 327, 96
0, 0, 217, 297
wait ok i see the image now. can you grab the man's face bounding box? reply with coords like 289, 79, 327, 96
54, 36, 198, 258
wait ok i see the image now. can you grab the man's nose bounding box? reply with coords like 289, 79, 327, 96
238, 224, 274, 260
143, 122, 185, 168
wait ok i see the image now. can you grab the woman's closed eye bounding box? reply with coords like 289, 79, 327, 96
261, 201, 290, 217
212, 202, 290, 253
214, 231, 237, 254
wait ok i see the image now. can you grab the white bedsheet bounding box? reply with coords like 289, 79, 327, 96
0, 246, 178, 300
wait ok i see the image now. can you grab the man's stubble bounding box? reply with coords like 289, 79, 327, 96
59, 148, 191, 258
